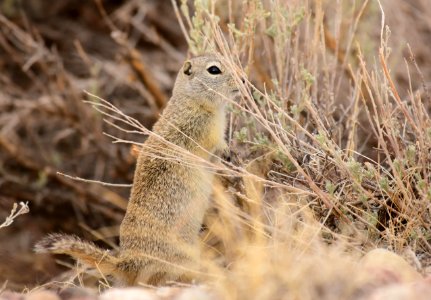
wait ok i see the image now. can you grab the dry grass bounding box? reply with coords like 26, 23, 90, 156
172, 0, 431, 298
0, 0, 430, 299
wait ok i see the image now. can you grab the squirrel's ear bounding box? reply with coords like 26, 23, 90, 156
183, 61, 192, 76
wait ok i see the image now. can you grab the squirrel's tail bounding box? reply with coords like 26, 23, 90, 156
35, 233, 119, 276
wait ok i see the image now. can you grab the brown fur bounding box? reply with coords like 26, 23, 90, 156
35, 54, 238, 286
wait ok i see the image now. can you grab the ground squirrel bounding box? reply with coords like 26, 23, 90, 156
35, 53, 239, 286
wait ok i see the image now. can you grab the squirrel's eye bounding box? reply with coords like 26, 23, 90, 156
207, 66, 221, 75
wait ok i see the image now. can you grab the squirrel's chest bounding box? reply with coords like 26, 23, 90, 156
173, 166, 213, 237
201, 109, 226, 153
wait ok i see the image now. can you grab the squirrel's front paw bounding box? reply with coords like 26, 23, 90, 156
218, 140, 229, 154
209, 141, 229, 164
220, 142, 236, 163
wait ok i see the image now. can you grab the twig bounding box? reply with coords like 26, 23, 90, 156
56, 172, 132, 188
0, 202, 30, 229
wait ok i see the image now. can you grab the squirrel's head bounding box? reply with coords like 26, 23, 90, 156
172, 54, 238, 109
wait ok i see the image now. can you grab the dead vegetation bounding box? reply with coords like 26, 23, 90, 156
0, 0, 431, 299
